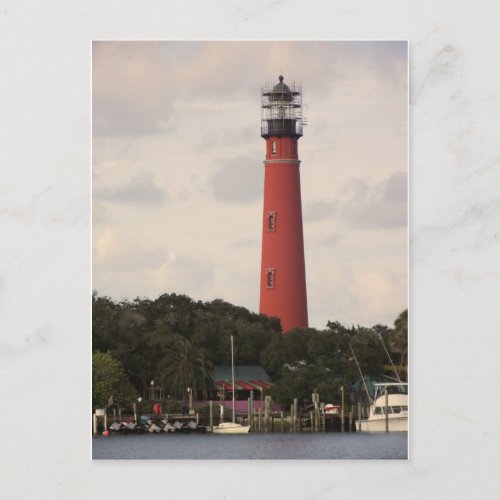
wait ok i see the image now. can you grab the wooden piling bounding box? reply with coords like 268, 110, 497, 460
264, 395, 271, 432
93, 413, 97, 437
250, 393, 254, 429
385, 388, 389, 433
104, 412, 108, 432
258, 407, 262, 431
247, 398, 252, 428
358, 402, 362, 432
310, 411, 314, 432
341, 386, 345, 433
209, 400, 213, 432
349, 407, 353, 432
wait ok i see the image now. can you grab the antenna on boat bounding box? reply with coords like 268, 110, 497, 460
349, 343, 373, 404
375, 331, 402, 384
231, 335, 236, 424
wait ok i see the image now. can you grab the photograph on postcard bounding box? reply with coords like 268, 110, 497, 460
92, 41, 408, 459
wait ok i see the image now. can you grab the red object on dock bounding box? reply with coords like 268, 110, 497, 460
153, 403, 161, 416
259, 76, 308, 333
102, 430, 110, 436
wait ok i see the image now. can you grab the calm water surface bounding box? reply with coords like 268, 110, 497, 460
92, 432, 407, 460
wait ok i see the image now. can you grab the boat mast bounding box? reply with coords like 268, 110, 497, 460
349, 343, 373, 404
376, 332, 402, 383
231, 335, 236, 423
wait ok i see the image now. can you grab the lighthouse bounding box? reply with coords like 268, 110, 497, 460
259, 76, 308, 333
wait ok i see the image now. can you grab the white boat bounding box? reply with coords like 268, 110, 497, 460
356, 382, 408, 432
212, 335, 250, 435
213, 421, 250, 434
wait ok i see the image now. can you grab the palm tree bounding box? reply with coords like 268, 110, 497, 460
159, 337, 213, 400
390, 310, 408, 375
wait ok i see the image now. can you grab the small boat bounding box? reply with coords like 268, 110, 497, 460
355, 382, 408, 432
213, 421, 250, 434
163, 422, 176, 433
186, 420, 198, 431
324, 404, 340, 414
212, 335, 250, 435
147, 422, 162, 433
173, 420, 184, 431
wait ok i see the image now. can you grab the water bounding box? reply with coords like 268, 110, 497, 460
92, 432, 408, 460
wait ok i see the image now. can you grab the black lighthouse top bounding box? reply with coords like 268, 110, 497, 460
270, 75, 292, 101
261, 76, 306, 138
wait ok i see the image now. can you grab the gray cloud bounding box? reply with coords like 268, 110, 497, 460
233, 237, 260, 248
303, 172, 407, 229
303, 201, 339, 222
94, 173, 166, 204
210, 155, 262, 204
94, 239, 168, 273
92, 42, 177, 137
170, 256, 214, 292
92, 97, 173, 137
341, 171, 407, 229
318, 233, 339, 246
195, 126, 255, 154
382, 171, 407, 202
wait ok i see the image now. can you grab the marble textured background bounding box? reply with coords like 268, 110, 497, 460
1, 1, 499, 498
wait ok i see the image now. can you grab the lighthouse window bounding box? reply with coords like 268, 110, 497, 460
271, 140, 277, 155
266, 268, 275, 288
267, 211, 276, 231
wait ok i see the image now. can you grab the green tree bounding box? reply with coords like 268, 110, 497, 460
92, 351, 136, 409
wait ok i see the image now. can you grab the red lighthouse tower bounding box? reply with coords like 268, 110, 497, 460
259, 76, 308, 333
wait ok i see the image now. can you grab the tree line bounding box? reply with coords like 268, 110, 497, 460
92, 291, 407, 409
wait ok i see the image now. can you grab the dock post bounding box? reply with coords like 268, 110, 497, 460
385, 388, 389, 432
358, 402, 362, 432
293, 398, 298, 432
258, 407, 262, 432
118, 407, 121, 422
264, 395, 271, 432
322, 411, 326, 432
341, 386, 345, 432
349, 406, 353, 432
93, 413, 97, 437
247, 398, 251, 431
104, 412, 108, 432
310, 411, 314, 432
209, 400, 213, 432
250, 393, 254, 429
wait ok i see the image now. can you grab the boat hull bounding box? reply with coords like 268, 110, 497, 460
212, 422, 251, 434
355, 416, 407, 432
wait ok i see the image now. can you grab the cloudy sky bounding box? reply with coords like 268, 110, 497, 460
92, 41, 407, 329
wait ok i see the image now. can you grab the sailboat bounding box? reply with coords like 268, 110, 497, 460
212, 335, 250, 434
